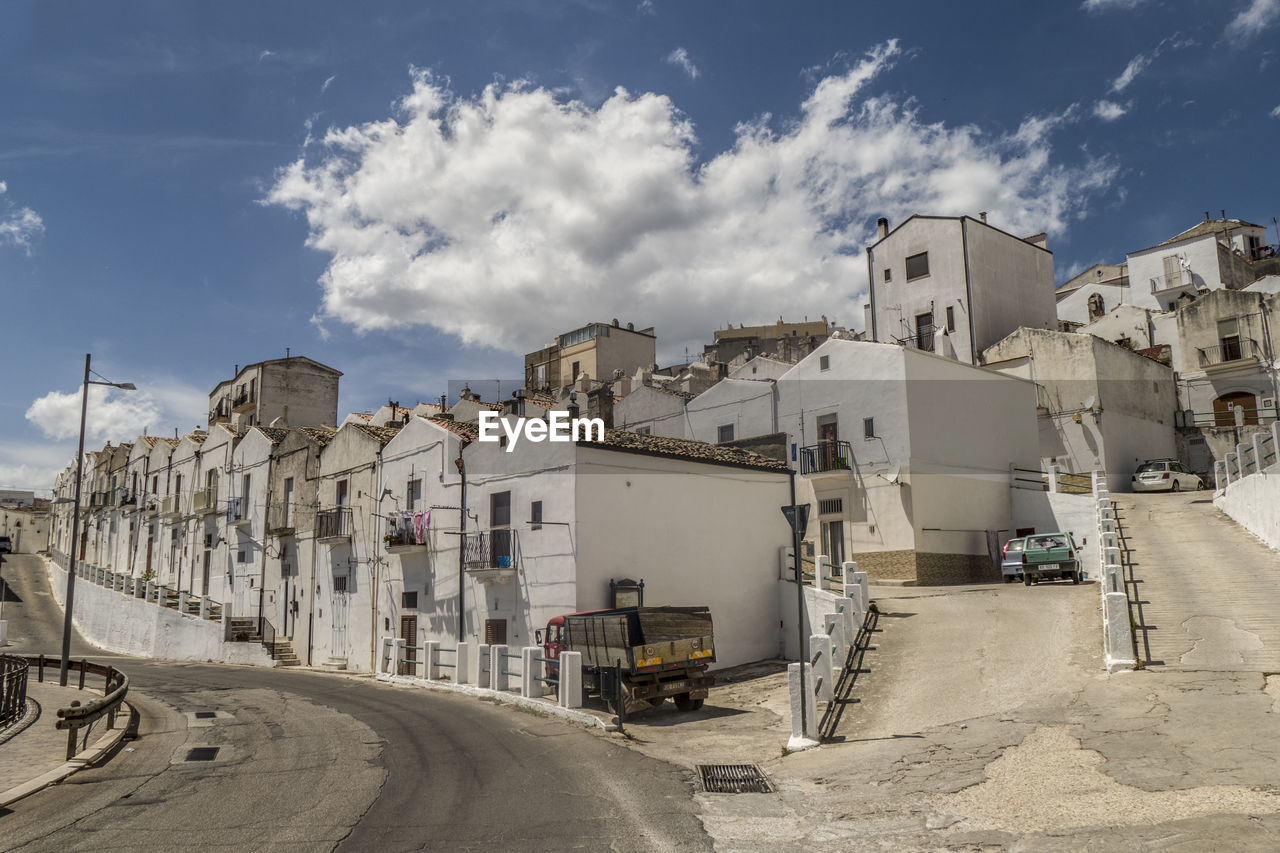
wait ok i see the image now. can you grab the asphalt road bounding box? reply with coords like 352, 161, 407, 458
0, 554, 712, 851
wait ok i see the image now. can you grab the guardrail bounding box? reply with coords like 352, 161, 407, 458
1093, 472, 1136, 672
1, 655, 29, 729
49, 550, 225, 627
19, 655, 130, 760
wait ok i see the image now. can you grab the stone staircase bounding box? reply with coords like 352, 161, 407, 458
225, 617, 301, 666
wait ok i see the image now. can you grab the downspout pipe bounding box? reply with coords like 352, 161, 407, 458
457, 445, 467, 644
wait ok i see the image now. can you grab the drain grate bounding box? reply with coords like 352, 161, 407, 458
193, 712, 216, 720
697, 764, 773, 794
185, 747, 220, 762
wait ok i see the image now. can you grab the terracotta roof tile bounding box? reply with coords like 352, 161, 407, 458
254, 426, 290, 445
299, 426, 337, 447
349, 412, 374, 422
427, 415, 479, 441
581, 429, 788, 472
352, 423, 402, 444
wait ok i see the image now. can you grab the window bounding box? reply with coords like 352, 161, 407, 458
336, 479, 349, 506
237, 550, 247, 563
1218, 318, 1242, 361
821, 519, 846, 565
530, 500, 543, 530
883, 268, 892, 282
717, 424, 735, 443
401, 591, 419, 609
407, 478, 421, 511
863, 417, 875, 440
905, 251, 929, 281
635, 426, 651, 435
819, 355, 830, 371
915, 312, 934, 351
946, 305, 956, 332
333, 574, 348, 593
1087, 293, 1105, 320
282, 477, 294, 524
571, 361, 581, 380
174, 474, 182, 501
818, 497, 844, 515
491, 491, 511, 528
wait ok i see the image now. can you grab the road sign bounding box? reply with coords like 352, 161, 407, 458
781, 504, 810, 538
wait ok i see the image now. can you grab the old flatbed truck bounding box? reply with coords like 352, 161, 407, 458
541, 606, 715, 714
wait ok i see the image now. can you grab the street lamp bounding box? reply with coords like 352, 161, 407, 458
60, 353, 135, 687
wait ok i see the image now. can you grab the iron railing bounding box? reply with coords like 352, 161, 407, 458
316, 507, 352, 540
799, 441, 853, 475
192, 486, 218, 515
1197, 338, 1260, 368
1, 655, 29, 729
463, 528, 519, 571
160, 494, 181, 517
1149, 271, 1192, 294
226, 496, 249, 524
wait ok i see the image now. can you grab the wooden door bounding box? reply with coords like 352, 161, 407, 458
1213, 392, 1257, 427
398, 616, 418, 675
485, 618, 508, 646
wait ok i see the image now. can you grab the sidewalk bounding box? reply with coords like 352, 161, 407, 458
0, 677, 128, 804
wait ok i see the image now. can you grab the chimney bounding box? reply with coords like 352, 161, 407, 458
876, 217, 889, 240
439, 394, 447, 411
587, 384, 615, 429
979, 211, 987, 223
1205, 211, 1211, 222
616, 374, 632, 397
282, 405, 289, 427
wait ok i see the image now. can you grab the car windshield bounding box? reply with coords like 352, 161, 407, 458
1030, 536, 1066, 549
1135, 462, 1166, 474
1005, 540, 1024, 553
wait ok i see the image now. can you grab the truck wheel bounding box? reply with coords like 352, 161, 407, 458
1023, 574, 1032, 586
647, 697, 666, 707
675, 693, 696, 711
1072, 570, 1081, 584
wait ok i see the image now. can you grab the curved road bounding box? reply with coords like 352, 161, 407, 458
0, 554, 711, 851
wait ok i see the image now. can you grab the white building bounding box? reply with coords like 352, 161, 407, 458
982, 328, 1177, 487
865, 214, 1057, 365
1055, 263, 1130, 328
1126, 216, 1275, 312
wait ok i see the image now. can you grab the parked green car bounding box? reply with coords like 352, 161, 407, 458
1020, 532, 1082, 585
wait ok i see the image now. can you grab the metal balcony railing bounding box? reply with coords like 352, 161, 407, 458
800, 441, 854, 475
1197, 338, 1259, 368
316, 507, 353, 541
232, 391, 255, 410
463, 528, 519, 572
226, 496, 249, 525
1149, 271, 1193, 294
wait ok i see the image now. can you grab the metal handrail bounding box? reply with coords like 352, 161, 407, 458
799, 441, 853, 475
1197, 338, 1260, 368
1, 655, 29, 729
20, 656, 130, 760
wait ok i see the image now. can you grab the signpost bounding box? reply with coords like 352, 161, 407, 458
782, 476, 811, 737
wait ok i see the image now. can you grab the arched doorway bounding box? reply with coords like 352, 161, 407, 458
1212, 392, 1258, 427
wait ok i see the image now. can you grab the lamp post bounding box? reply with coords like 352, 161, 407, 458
59, 353, 135, 687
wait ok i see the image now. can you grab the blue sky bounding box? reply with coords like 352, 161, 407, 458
2, 0, 1278, 494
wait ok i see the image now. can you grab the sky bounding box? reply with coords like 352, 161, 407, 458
2, 0, 1278, 495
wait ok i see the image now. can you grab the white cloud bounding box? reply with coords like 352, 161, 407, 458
1093, 99, 1129, 121
0, 441, 83, 495
665, 47, 700, 80
259, 49, 275, 62
266, 41, 1117, 360
0, 180, 44, 253
24, 377, 207, 443
1271, 104, 1280, 117
1111, 53, 1152, 92
638, 0, 655, 14
1226, 0, 1280, 39
322, 74, 336, 92
1081, 0, 1148, 11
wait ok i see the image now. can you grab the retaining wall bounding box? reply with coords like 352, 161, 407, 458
46, 559, 275, 667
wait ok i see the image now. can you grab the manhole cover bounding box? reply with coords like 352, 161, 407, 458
193, 712, 216, 720
185, 747, 220, 762
697, 764, 773, 794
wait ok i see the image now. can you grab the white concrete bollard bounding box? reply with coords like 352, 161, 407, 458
393, 638, 407, 675
1104, 592, 1136, 671
425, 640, 440, 680
809, 634, 834, 702
380, 637, 395, 674
852, 571, 870, 613
1253, 433, 1267, 475
455, 641, 471, 684
0, 620, 7, 646
199, 597, 209, 619
1100, 519, 1115, 534
814, 555, 829, 589
472, 643, 490, 687
824, 612, 846, 665
1226, 452, 1239, 483
489, 644, 508, 691
1104, 564, 1123, 594
788, 662, 819, 742
1103, 546, 1121, 567
521, 647, 540, 698
145, 581, 155, 603
559, 651, 583, 709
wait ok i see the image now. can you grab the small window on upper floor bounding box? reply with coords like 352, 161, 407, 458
883, 268, 892, 282
819, 355, 830, 371
717, 423, 735, 443
635, 425, 652, 435
905, 252, 930, 281
530, 500, 543, 531
864, 417, 875, 440
945, 306, 956, 332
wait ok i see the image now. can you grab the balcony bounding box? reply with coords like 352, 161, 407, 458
160, 494, 182, 518
1149, 270, 1194, 296
1197, 338, 1261, 371
267, 502, 295, 536
894, 325, 935, 352
192, 486, 219, 516
316, 507, 353, 543
799, 441, 854, 479
116, 492, 138, 511
89, 491, 111, 510
208, 401, 230, 424
226, 496, 252, 527
232, 391, 256, 412
463, 528, 519, 584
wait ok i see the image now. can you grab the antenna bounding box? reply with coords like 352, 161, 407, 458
885, 463, 901, 484
1084, 395, 1096, 410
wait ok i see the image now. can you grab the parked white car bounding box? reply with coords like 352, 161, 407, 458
1132, 459, 1204, 492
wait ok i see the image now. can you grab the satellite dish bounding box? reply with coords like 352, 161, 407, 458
1084, 395, 1096, 410
885, 463, 901, 485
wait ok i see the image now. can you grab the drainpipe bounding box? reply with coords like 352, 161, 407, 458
456, 445, 467, 643
371, 452, 384, 672
789, 469, 807, 736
